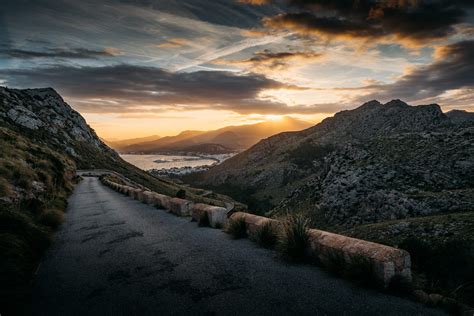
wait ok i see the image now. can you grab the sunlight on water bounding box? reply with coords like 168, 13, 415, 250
120, 154, 217, 171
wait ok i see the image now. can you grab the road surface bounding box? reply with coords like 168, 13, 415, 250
31, 177, 443, 315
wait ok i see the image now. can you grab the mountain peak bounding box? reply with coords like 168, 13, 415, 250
361, 100, 382, 107
384, 99, 408, 107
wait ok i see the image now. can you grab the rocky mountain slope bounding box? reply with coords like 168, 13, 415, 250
0, 87, 118, 168
190, 100, 474, 227
119, 117, 311, 154
0, 87, 242, 208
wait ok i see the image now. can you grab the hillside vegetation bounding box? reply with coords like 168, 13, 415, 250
0, 127, 76, 315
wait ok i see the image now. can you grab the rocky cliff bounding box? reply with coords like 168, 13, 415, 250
193, 100, 474, 227
0, 87, 119, 168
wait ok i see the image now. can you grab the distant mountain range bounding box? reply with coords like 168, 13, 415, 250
189, 99, 474, 228
108, 117, 312, 154
103, 135, 162, 152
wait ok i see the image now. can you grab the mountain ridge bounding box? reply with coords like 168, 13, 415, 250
189, 99, 474, 227
118, 116, 312, 154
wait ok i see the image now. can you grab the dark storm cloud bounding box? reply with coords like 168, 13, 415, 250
0, 48, 121, 60
242, 0, 473, 43
0, 64, 326, 115
355, 40, 474, 102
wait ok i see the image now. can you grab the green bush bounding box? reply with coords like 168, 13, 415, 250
277, 214, 310, 260
226, 215, 247, 239
255, 221, 278, 249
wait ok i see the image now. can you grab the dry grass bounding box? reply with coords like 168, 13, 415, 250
226, 215, 247, 239
255, 221, 278, 249
277, 214, 311, 260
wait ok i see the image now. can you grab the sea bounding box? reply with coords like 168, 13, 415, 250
120, 154, 219, 171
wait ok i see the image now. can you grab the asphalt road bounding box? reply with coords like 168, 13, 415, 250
31, 177, 444, 315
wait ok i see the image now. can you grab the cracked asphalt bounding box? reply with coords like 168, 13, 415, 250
30, 177, 444, 315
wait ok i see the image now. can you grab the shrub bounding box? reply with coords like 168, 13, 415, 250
277, 214, 310, 260
226, 215, 247, 239
38, 209, 64, 230
176, 189, 186, 199
255, 221, 278, 249
198, 211, 210, 227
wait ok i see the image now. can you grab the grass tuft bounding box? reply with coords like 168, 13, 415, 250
226, 215, 247, 239
255, 221, 278, 249
277, 214, 310, 260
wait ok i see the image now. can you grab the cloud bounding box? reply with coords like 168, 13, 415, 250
263, 13, 385, 40
215, 48, 323, 70
352, 40, 474, 103
0, 47, 121, 59
241, 0, 473, 45
0, 64, 330, 115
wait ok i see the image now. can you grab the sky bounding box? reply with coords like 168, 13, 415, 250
1, 0, 473, 139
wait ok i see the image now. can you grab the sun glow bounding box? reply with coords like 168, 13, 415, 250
264, 115, 284, 121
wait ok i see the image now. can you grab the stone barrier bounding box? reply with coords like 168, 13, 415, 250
191, 203, 228, 228
230, 212, 411, 287
149, 192, 172, 210
231, 212, 281, 238
128, 188, 141, 199
307, 229, 411, 286
168, 198, 193, 216
136, 190, 149, 203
